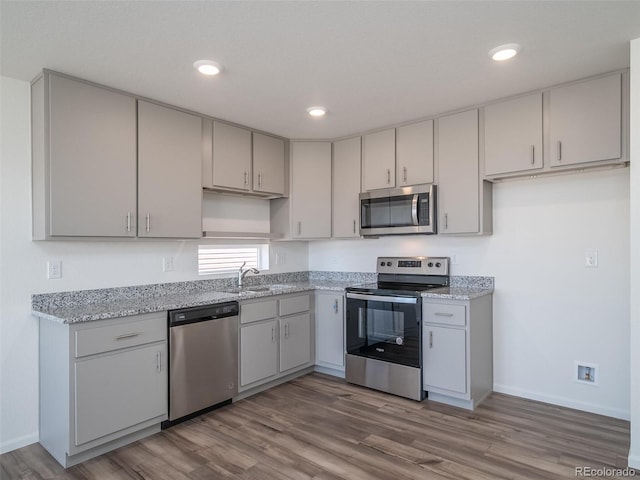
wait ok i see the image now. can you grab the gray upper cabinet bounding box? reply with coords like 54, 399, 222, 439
484, 93, 543, 176
33, 73, 137, 238
362, 128, 396, 191
138, 101, 203, 238
396, 120, 434, 186
253, 133, 286, 195
438, 109, 491, 235
212, 122, 252, 191
332, 137, 361, 238
549, 73, 622, 168
291, 142, 332, 239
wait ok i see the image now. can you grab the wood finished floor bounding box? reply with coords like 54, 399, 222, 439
1, 373, 630, 480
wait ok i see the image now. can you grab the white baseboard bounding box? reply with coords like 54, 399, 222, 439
1, 432, 39, 454
628, 453, 640, 469
493, 383, 630, 420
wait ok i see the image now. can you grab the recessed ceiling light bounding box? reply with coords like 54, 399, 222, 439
193, 60, 223, 76
307, 106, 327, 117
488, 44, 521, 61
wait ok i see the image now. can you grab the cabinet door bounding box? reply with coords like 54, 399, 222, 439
138, 101, 202, 238
74, 343, 167, 446
315, 293, 344, 368
549, 74, 621, 167
484, 93, 543, 176
240, 320, 278, 386
213, 122, 252, 190
396, 120, 433, 186
423, 326, 466, 394
437, 109, 479, 234
362, 129, 396, 191
280, 313, 312, 372
332, 137, 361, 238
48, 75, 137, 237
253, 133, 285, 195
290, 142, 332, 239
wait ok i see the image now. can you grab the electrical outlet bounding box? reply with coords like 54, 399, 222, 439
163, 256, 174, 272
585, 249, 598, 268
450, 254, 459, 265
47, 259, 62, 279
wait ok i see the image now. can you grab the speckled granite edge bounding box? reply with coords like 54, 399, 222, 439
308, 271, 377, 284
450, 275, 494, 289
32, 271, 310, 310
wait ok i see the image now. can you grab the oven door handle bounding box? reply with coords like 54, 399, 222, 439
346, 292, 417, 304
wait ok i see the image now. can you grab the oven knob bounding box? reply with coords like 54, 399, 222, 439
435, 262, 441, 268
380, 261, 385, 267
386, 262, 392, 266
427, 262, 434, 267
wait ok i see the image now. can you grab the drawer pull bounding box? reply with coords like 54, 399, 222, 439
434, 312, 454, 317
156, 351, 161, 372
429, 331, 433, 348
115, 332, 141, 340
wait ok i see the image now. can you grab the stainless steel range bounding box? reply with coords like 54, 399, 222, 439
345, 256, 450, 401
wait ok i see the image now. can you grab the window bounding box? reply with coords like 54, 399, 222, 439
198, 244, 269, 275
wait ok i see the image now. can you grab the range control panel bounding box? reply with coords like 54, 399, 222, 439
376, 256, 450, 276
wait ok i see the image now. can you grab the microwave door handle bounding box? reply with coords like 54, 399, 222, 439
411, 194, 419, 226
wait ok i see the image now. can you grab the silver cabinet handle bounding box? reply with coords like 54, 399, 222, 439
333, 299, 339, 314
530, 145, 535, 165
557, 141, 562, 162
444, 213, 448, 230
271, 326, 275, 343
156, 351, 161, 372
126, 212, 131, 232
386, 169, 391, 184
145, 213, 150, 233
115, 332, 140, 340
403, 166, 407, 182
258, 173, 262, 188
434, 312, 454, 317
244, 171, 248, 186
429, 331, 433, 349
353, 220, 356, 234
297, 221, 302, 235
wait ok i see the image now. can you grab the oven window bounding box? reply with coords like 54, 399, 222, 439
346, 297, 421, 367
368, 309, 405, 345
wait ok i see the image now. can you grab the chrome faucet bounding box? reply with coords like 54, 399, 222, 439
238, 261, 260, 287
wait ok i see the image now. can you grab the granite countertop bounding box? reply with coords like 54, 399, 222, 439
32, 272, 493, 324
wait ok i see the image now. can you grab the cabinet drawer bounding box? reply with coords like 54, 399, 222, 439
423, 303, 466, 327
241, 300, 278, 324
279, 294, 310, 316
75, 314, 166, 358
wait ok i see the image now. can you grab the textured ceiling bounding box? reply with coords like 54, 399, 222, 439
2, 1, 640, 139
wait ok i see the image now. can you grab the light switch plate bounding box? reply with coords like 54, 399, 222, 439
163, 256, 174, 272
47, 259, 62, 279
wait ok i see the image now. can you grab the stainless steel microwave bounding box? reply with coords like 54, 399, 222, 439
360, 184, 437, 237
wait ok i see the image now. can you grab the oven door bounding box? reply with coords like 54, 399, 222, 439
345, 292, 421, 367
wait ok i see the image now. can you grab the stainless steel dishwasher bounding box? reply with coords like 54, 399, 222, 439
163, 301, 239, 428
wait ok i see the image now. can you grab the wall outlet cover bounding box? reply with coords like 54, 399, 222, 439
47, 259, 62, 279
163, 257, 174, 272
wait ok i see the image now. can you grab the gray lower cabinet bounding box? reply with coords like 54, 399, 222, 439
39, 312, 168, 468
239, 293, 314, 391
422, 295, 493, 410
314, 291, 345, 374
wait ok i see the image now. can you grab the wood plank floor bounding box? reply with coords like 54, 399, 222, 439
1, 373, 630, 480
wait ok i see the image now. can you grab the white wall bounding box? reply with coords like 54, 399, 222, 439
311, 167, 631, 419
0, 76, 307, 453
628, 37, 640, 468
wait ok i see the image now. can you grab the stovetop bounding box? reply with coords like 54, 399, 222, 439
345, 256, 451, 296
